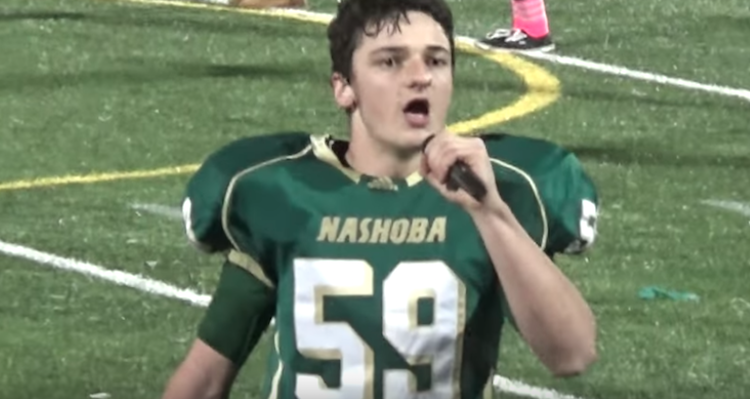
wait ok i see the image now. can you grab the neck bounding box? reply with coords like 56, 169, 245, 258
346, 132, 422, 179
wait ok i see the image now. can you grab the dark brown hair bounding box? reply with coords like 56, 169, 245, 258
327, 0, 456, 80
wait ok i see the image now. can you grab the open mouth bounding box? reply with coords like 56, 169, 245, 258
403, 98, 430, 128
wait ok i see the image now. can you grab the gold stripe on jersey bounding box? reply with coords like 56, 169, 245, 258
228, 250, 274, 288
221, 144, 314, 288
267, 332, 283, 399
489, 158, 549, 249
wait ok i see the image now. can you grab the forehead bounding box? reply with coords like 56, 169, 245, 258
356, 11, 450, 53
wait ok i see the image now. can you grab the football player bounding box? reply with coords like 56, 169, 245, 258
161, 0, 598, 398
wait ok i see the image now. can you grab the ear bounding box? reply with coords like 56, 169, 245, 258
331, 72, 356, 110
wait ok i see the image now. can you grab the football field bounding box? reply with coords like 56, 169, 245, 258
1, 0, 749, 398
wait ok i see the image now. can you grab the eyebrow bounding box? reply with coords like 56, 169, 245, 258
370, 45, 451, 57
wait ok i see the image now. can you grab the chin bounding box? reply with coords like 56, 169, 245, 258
397, 129, 431, 151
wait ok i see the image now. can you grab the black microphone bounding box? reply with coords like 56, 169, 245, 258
422, 135, 488, 202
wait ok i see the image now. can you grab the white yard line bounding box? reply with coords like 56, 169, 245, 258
517, 51, 750, 103
494, 375, 588, 399
0, 239, 211, 307
131, 202, 183, 219
0, 238, 588, 399
701, 200, 750, 217
131, 203, 182, 219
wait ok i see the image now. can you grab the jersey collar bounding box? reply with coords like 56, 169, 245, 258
310, 134, 424, 189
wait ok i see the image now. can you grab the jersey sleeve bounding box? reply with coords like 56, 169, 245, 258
182, 132, 311, 252
197, 261, 275, 366
480, 133, 600, 257
181, 162, 231, 254
181, 132, 311, 286
539, 152, 599, 255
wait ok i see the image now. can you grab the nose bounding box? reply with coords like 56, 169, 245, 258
405, 58, 432, 89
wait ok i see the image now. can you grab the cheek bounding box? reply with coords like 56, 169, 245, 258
357, 81, 397, 115
438, 74, 454, 95
434, 80, 453, 112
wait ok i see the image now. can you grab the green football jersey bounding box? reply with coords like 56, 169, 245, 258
182, 132, 599, 399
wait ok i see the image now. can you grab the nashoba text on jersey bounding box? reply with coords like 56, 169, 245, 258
317, 216, 447, 245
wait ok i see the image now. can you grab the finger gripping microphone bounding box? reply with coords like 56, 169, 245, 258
422, 135, 488, 202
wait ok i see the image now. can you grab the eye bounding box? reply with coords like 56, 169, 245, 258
428, 56, 449, 67
379, 57, 397, 68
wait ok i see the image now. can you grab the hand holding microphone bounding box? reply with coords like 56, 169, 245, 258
421, 134, 489, 204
